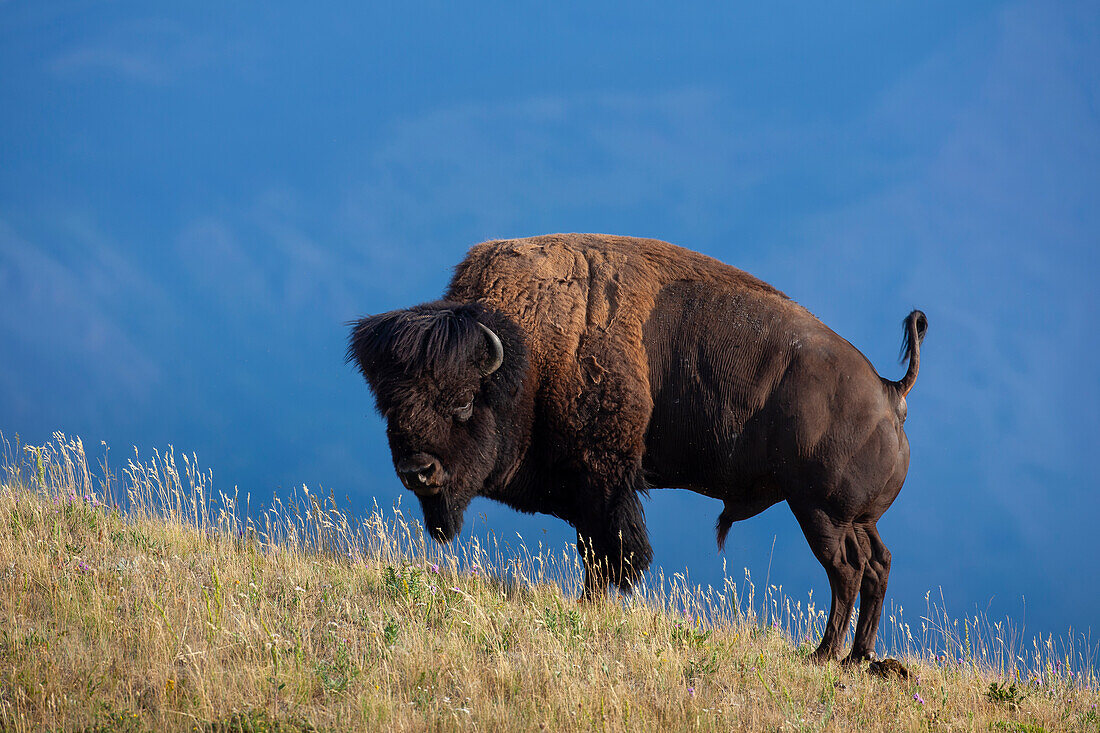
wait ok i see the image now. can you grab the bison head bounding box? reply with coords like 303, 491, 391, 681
347, 301, 526, 542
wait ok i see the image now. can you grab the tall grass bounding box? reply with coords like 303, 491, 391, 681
0, 433, 1096, 732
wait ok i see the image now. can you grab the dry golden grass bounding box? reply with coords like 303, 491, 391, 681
0, 434, 1096, 732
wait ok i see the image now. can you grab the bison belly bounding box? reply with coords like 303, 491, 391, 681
640, 281, 794, 514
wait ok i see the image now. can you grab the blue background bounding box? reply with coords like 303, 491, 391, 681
2, 2, 1097, 646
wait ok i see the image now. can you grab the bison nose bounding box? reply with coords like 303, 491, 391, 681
395, 454, 446, 495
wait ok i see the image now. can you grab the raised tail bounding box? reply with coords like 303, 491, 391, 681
894, 310, 928, 397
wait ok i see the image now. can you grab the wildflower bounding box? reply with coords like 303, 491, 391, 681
428, 562, 440, 574
913, 692, 925, 705
687, 687, 695, 697
450, 586, 461, 593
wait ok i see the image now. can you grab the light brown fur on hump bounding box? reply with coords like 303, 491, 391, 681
447, 233, 787, 372
446, 233, 791, 466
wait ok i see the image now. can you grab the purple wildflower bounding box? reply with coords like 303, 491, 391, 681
428, 562, 440, 574
687, 687, 695, 697
913, 692, 925, 705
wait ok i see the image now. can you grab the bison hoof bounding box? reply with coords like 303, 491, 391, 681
840, 652, 871, 668
807, 648, 838, 665
579, 589, 608, 603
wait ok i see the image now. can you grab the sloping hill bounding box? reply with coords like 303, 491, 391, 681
1, 436, 1095, 732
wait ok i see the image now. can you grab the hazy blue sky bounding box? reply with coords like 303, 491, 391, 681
2, 2, 1097, 645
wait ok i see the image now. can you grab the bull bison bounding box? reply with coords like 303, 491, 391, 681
348, 233, 926, 663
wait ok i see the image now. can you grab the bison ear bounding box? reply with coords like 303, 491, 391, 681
346, 311, 399, 381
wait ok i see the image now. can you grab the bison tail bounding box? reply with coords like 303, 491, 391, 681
894, 310, 928, 397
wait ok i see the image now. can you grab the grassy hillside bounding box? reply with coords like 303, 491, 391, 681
0, 435, 1096, 732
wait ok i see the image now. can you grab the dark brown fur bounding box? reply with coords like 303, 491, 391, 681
348, 233, 927, 663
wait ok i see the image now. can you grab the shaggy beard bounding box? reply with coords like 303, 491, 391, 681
417, 491, 472, 543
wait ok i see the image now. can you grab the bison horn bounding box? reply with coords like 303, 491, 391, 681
477, 322, 504, 376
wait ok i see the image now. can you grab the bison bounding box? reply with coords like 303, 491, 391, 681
348, 233, 926, 663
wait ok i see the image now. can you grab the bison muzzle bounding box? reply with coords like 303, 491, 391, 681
348, 233, 927, 664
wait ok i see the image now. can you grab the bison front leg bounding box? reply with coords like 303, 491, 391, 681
575, 484, 653, 599
576, 528, 611, 600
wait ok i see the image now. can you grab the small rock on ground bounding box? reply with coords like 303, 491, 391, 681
868, 658, 911, 681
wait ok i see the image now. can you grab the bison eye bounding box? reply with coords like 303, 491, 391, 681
453, 399, 474, 422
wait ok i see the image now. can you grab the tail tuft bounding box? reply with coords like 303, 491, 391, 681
895, 310, 927, 397
898, 310, 928, 365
